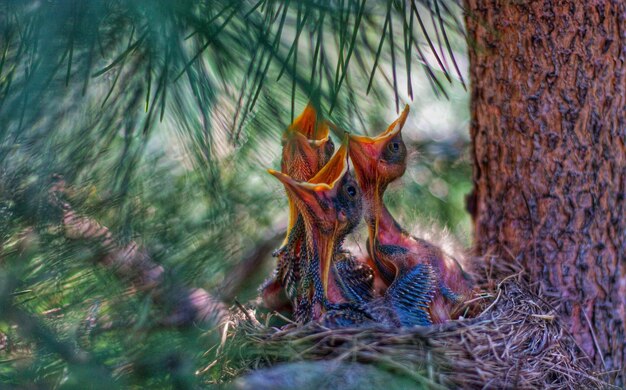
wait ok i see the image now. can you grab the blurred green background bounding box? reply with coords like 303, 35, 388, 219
0, 0, 469, 387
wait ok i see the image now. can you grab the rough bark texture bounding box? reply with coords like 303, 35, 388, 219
465, 0, 626, 383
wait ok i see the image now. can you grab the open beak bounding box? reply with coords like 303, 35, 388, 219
345, 105, 409, 260
347, 104, 410, 181
281, 103, 333, 247
281, 132, 332, 179
287, 102, 330, 141
269, 139, 350, 298
281, 103, 332, 180
282, 102, 331, 176
308, 136, 349, 186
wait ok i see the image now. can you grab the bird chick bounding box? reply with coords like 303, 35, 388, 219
347, 105, 473, 325
261, 103, 334, 312
269, 139, 373, 323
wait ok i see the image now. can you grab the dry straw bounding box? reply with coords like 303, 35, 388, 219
218, 259, 613, 389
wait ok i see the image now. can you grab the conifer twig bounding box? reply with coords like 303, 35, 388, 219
49, 177, 228, 329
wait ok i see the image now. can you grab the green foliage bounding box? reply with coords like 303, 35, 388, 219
0, 0, 469, 387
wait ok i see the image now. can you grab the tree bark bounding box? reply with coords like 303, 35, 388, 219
465, 0, 626, 383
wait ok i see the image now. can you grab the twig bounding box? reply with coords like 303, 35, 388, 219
49, 178, 228, 328
234, 299, 262, 328
581, 307, 607, 371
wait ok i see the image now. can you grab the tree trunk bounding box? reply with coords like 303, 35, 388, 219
465, 0, 626, 383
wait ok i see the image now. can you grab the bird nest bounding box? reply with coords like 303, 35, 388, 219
218, 262, 611, 389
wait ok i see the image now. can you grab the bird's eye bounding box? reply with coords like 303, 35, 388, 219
382, 136, 406, 163
345, 184, 357, 199
388, 141, 400, 154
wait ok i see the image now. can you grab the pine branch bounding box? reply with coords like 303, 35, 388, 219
50, 178, 229, 329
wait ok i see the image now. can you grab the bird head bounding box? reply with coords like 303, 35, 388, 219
280, 103, 335, 246
346, 105, 409, 196
281, 102, 334, 180
269, 138, 362, 298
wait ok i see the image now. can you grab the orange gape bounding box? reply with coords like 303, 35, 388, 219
347, 105, 473, 324
281, 104, 332, 177
280, 103, 334, 243
261, 103, 334, 313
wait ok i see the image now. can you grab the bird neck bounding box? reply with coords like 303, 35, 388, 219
361, 183, 407, 285
303, 220, 340, 304
364, 184, 405, 246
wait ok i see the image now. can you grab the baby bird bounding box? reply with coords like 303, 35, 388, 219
346, 105, 473, 325
269, 139, 373, 323
261, 103, 334, 312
